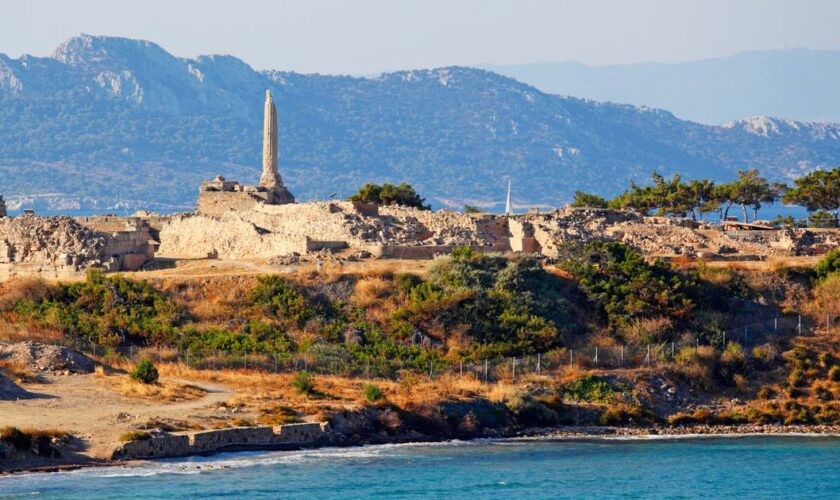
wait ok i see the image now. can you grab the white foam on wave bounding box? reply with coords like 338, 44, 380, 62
4, 440, 480, 482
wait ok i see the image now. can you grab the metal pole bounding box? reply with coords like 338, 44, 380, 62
537, 353, 541, 375
484, 359, 488, 382
774, 317, 778, 334
671, 342, 675, 358
512, 357, 516, 381
798, 315, 802, 335
594, 347, 598, 367
570, 349, 574, 366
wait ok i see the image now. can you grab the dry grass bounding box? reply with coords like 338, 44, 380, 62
0, 359, 44, 384
0, 277, 51, 311
97, 371, 207, 402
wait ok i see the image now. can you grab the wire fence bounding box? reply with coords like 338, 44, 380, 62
61, 314, 822, 382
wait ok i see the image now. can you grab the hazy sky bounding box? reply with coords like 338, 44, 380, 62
1, 0, 839, 74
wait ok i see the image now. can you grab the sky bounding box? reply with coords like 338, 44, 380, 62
1, 0, 839, 74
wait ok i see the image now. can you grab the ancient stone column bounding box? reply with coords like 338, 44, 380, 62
259, 90, 295, 203
260, 90, 281, 188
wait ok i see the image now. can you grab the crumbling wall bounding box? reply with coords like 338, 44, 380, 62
0, 215, 108, 280
112, 422, 328, 460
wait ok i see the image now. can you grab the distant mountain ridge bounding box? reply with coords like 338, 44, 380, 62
0, 35, 839, 212
483, 49, 840, 125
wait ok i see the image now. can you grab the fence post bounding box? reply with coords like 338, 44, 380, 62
484, 359, 488, 382
570, 349, 574, 366
620, 345, 624, 365
645, 345, 650, 366
827, 313, 831, 334
537, 353, 541, 375
460, 360, 463, 377
723, 332, 726, 349
512, 357, 516, 381
774, 317, 778, 335
798, 315, 802, 335
594, 347, 598, 367
428, 359, 433, 379
671, 342, 675, 358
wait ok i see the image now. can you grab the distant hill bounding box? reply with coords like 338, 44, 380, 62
483, 49, 840, 125
1, 36, 839, 213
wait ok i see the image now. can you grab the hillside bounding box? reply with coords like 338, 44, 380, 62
1, 35, 839, 212
485, 49, 840, 125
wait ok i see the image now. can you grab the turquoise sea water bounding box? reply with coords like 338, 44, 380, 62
1, 436, 837, 499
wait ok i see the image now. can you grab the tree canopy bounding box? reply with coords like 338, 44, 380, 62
349, 182, 431, 210
782, 167, 839, 225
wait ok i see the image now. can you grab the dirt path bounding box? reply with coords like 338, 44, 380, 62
0, 375, 236, 459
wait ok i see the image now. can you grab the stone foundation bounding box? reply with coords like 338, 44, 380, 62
112, 422, 329, 460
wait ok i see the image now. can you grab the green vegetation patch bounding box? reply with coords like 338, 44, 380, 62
561, 375, 625, 403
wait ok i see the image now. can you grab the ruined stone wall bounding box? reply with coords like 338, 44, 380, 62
112, 422, 328, 460
196, 191, 267, 217
0, 216, 108, 280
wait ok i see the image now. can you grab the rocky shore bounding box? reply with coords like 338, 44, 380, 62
3, 423, 837, 475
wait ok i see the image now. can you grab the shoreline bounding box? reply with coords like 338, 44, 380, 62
3, 423, 838, 476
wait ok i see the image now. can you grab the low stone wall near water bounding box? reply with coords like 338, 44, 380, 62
112, 422, 329, 460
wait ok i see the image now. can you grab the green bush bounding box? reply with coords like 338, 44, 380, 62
559, 241, 696, 328
11, 269, 181, 345
249, 276, 319, 327
571, 191, 608, 208
363, 383, 385, 402
349, 182, 430, 210
291, 371, 315, 395
131, 359, 159, 384
814, 248, 840, 280
561, 375, 621, 402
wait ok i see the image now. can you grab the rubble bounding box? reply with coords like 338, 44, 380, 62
0, 341, 97, 374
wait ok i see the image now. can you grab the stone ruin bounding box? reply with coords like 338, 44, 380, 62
197, 90, 295, 217
0, 214, 158, 280
1, 90, 838, 280
0, 194, 6, 218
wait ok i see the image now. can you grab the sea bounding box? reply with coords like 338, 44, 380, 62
0, 436, 837, 499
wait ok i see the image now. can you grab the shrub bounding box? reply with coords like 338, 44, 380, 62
504, 391, 558, 426
788, 368, 806, 387
667, 408, 712, 426
349, 182, 430, 210
599, 404, 656, 426
1, 427, 68, 456
561, 375, 620, 402
363, 383, 385, 403
571, 191, 608, 208
756, 386, 774, 400
119, 431, 152, 442
559, 241, 696, 328
814, 248, 840, 280
291, 371, 315, 395
131, 359, 159, 384
829, 365, 840, 382
10, 269, 181, 345
249, 276, 318, 327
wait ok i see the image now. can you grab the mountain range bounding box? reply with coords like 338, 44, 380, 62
1, 35, 839, 213
484, 49, 840, 125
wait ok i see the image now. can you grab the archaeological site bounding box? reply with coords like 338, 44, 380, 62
1, 90, 837, 281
